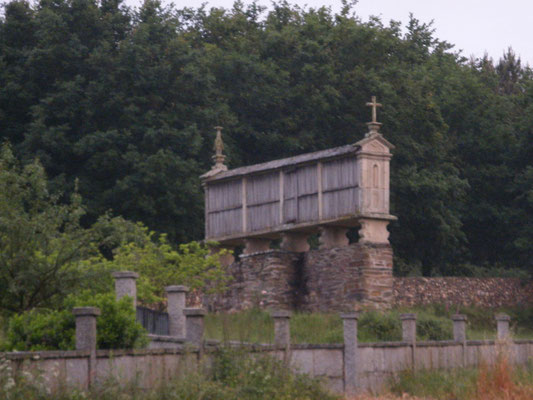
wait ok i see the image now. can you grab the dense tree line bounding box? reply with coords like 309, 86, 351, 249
0, 0, 531, 276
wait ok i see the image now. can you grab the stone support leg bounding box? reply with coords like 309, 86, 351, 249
319, 226, 349, 249
357, 242, 393, 309
358, 218, 390, 244
243, 238, 271, 255
281, 232, 310, 252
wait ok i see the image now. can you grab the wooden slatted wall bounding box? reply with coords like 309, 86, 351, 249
206, 180, 242, 238
246, 173, 280, 232
322, 157, 359, 219
205, 155, 362, 240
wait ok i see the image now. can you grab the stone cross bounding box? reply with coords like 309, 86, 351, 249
366, 96, 382, 124
365, 96, 383, 137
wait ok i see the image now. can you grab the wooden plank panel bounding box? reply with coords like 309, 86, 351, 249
323, 188, 359, 219
207, 208, 242, 238
298, 194, 318, 223
246, 172, 280, 206
207, 180, 242, 212
322, 157, 358, 191
283, 170, 297, 223
297, 165, 318, 195
247, 203, 279, 232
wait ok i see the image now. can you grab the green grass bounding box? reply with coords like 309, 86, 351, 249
389, 359, 533, 400
204, 305, 533, 344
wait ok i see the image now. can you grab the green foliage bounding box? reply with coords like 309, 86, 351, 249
66, 291, 148, 350
0, 0, 531, 276
91, 227, 230, 304
391, 368, 478, 399
5, 292, 146, 351
358, 311, 402, 342
6, 309, 74, 351
0, 144, 100, 314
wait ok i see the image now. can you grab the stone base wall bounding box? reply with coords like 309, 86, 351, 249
206, 250, 301, 311
393, 277, 533, 308
205, 243, 393, 312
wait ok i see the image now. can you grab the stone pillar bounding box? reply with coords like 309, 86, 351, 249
319, 226, 349, 249
166, 285, 189, 338
184, 308, 206, 346
243, 238, 271, 255
496, 314, 511, 340
358, 218, 391, 244
357, 242, 394, 309
341, 313, 359, 396
73, 307, 100, 351
112, 271, 139, 307
401, 313, 417, 343
401, 313, 416, 371
271, 311, 291, 349
452, 314, 467, 342
281, 232, 310, 252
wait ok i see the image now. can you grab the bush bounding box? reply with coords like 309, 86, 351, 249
7, 309, 74, 351
416, 315, 452, 340
358, 311, 402, 342
6, 292, 147, 351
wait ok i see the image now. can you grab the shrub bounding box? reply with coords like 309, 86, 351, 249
416, 316, 452, 340
7, 309, 74, 351
358, 311, 402, 342
6, 292, 147, 351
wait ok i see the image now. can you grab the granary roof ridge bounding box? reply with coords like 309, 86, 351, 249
201, 143, 358, 182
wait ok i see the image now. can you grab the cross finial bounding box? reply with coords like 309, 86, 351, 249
365, 96, 382, 136
212, 126, 227, 171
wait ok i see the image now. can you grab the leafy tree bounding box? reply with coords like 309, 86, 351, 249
91, 227, 230, 305
0, 144, 99, 313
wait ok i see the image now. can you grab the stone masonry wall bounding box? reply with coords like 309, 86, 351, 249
205, 250, 301, 312
394, 277, 533, 308
302, 242, 393, 311
205, 243, 394, 312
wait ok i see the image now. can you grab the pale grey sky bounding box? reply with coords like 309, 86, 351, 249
128, 0, 533, 66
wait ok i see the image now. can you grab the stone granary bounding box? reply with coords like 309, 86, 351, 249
201, 97, 396, 311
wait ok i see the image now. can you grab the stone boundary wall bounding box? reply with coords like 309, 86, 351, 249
3, 339, 533, 394
393, 277, 533, 308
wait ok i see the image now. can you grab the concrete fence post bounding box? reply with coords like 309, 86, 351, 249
184, 308, 206, 346
166, 285, 189, 338
341, 312, 359, 396
271, 311, 291, 349
112, 271, 139, 307
452, 314, 467, 342
73, 307, 100, 388
400, 313, 417, 343
496, 314, 511, 340
73, 307, 100, 351
400, 313, 417, 371
452, 314, 467, 367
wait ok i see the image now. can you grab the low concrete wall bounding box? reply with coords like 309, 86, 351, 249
3, 339, 533, 395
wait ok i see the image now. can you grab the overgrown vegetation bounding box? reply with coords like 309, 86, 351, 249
5, 293, 147, 351
0, 0, 531, 276
390, 357, 533, 400
0, 349, 338, 400
205, 305, 533, 344
0, 144, 227, 349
